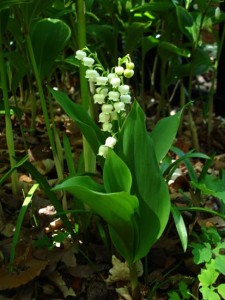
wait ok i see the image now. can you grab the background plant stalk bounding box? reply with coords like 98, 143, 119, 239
76, 0, 96, 173
0, 26, 19, 195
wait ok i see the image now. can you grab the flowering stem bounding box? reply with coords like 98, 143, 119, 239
129, 262, 141, 300
76, 0, 96, 172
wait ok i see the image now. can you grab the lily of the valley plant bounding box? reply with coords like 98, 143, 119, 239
50, 48, 183, 299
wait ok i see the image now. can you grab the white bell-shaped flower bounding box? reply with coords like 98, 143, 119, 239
102, 104, 114, 114
120, 94, 131, 104
110, 77, 121, 88
93, 94, 105, 104
105, 136, 117, 148
96, 87, 108, 96
98, 145, 108, 158
75, 50, 87, 60
118, 85, 130, 95
114, 102, 125, 113
99, 112, 110, 123
85, 69, 100, 80
102, 122, 112, 132
96, 76, 108, 85
108, 91, 120, 101
115, 66, 124, 75
108, 73, 116, 80
83, 57, 95, 67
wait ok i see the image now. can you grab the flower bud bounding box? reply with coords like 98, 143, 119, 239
126, 62, 134, 70
215, 7, 221, 20
124, 69, 134, 78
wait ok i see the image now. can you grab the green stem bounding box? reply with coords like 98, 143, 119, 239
0, 26, 19, 194
129, 262, 141, 300
25, 32, 66, 208
76, 0, 96, 173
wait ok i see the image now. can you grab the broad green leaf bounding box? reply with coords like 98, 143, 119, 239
7, 51, 29, 92
49, 88, 105, 155
191, 174, 225, 204
174, 48, 212, 78
117, 100, 170, 261
30, 19, 71, 80
214, 255, 225, 275
56, 176, 105, 193
168, 291, 181, 300
191, 242, 212, 264
63, 55, 80, 67
150, 109, 183, 162
132, 1, 175, 16
200, 287, 220, 300
198, 260, 219, 287
103, 149, 132, 193
158, 41, 191, 59
175, 5, 193, 40
171, 204, 188, 252
217, 284, 225, 298
53, 177, 139, 263
179, 281, 190, 299
20, 0, 55, 26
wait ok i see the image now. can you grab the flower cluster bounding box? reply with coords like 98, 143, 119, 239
75, 49, 134, 157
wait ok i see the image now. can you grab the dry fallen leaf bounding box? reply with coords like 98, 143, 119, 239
116, 286, 132, 300
32, 159, 55, 175
0, 258, 48, 290
47, 270, 76, 298
106, 255, 143, 283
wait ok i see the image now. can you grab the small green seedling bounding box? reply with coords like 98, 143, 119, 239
191, 227, 225, 300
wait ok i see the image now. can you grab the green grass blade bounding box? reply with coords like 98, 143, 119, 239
10, 183, 39, 270
171, 204, 188, 252
63, 133, 76, 176
22, 160, 76, 240
0, 155, 28, 186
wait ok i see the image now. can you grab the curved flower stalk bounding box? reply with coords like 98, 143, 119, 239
75, 48, 135, 158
